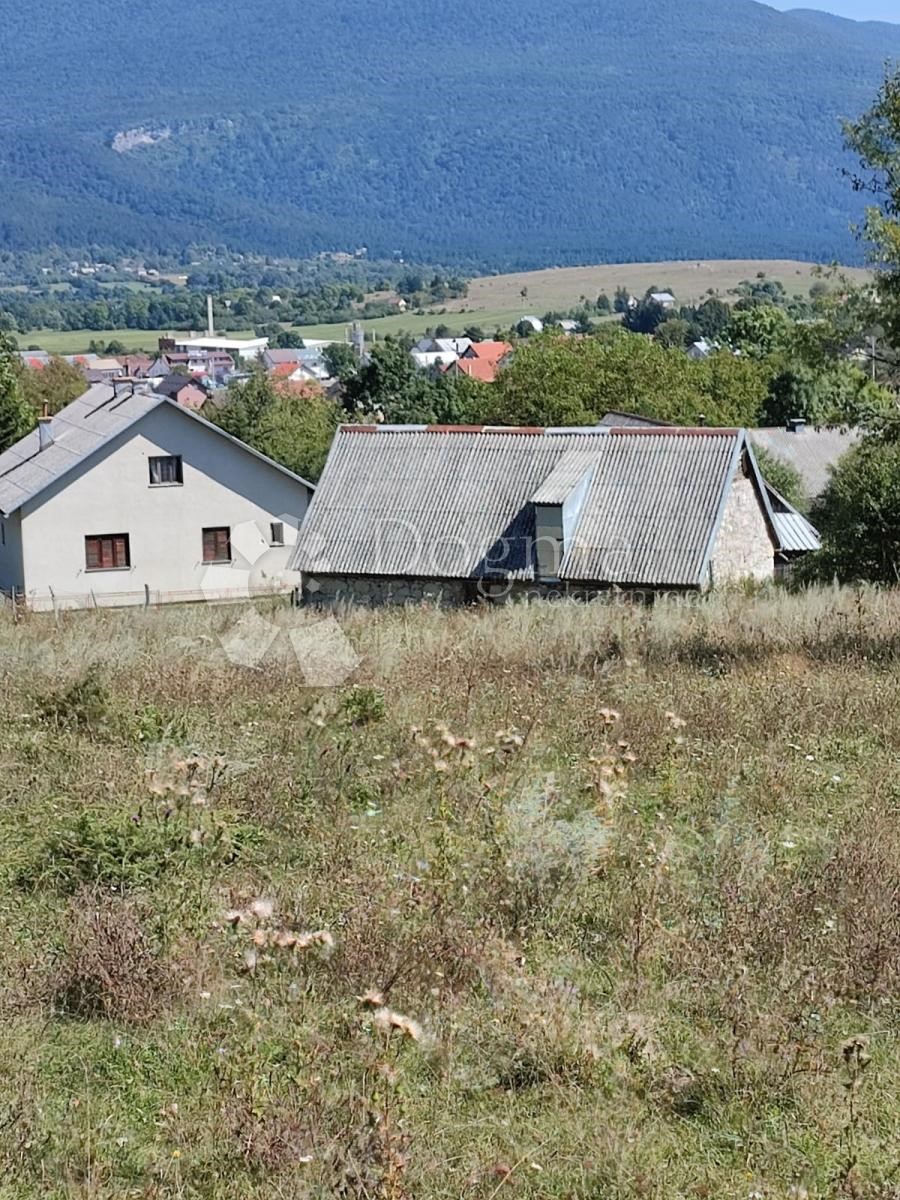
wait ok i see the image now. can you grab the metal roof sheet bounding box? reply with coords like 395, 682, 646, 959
292, 426, 755, 588
771, 511, 821, 553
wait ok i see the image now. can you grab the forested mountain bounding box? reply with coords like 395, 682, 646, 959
1, 0, 899, 268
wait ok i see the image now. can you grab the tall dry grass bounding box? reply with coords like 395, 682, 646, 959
0, 587, 897, 1198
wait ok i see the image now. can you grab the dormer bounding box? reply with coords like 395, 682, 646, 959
530, 451, 597, 581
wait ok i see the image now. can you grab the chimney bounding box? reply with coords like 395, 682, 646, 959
38, 402, 54, 451
207, 294, 215, 337
787, 418, 807, 434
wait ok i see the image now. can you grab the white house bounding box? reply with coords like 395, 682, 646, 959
649, 292, 677, 309
0, 383, 313, 611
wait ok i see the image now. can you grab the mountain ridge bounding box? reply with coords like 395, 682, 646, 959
1, 0, 899, 267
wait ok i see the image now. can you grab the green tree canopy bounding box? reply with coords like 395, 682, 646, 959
0, 331, 35, 453
805, 423, 900, 583
480, 331, 768, 428
724, 305, 793, 359
206, 373, 340, 482
752, 445, 806, 510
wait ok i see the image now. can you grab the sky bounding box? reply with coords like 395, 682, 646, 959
769, 0, 900, 20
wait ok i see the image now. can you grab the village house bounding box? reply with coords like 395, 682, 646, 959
443, 340, 513, 383
0, 382, 313, 611
153, 372, 209, 411
290, 423, 818, 606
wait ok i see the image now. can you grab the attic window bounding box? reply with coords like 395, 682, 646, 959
270, 522, 284, 546
149, 455, 183, 486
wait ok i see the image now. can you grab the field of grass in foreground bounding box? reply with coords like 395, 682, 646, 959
0, 589, 898, 1198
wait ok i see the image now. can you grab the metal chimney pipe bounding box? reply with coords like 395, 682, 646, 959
38, 402, 54, 450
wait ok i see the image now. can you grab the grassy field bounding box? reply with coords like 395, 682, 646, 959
16, 330, 261, 355
458, 258, 872, 314
0, 588, 898, 1198
20, 258, 872, 355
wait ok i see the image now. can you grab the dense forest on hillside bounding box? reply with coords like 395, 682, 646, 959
1, 0, 899, 266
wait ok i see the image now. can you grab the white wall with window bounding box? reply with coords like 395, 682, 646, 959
17, 404, 312, 609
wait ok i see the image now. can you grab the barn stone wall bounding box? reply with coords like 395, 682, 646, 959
709, 468, 775, 586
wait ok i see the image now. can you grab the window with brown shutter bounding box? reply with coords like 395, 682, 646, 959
202, 526, 231, 563
85, 534, 130, 571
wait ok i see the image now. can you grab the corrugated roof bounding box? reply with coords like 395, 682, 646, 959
771, 511, 820, 553
291, 425, 765, 588
749, 426, 858, 499
0, 382, 313, 516
597, 411, 674, 428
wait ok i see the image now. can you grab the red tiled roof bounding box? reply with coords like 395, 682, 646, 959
446, 357, 502, 382
464, 340, 513, 363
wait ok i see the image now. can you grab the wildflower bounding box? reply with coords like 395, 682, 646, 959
664, 711, 686, 729
243, 948, 258, 974
252, 928, 268, 947
598, 707, 620, 725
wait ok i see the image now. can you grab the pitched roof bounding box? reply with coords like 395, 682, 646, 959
0, 383, 313, 517
444, 357, 503, 382
748, 426, 858, 499
597, 410, 673, 428
290, 424, 803, 587
463, 340, 512, 363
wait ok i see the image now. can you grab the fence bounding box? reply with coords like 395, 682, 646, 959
1, 581, 298, 616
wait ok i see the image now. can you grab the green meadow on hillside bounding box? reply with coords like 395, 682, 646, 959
0, 590, 898, 1198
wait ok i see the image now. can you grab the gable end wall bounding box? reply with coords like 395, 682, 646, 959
709, 465, 774, 586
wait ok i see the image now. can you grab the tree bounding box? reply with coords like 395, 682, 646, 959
323, 342, 358, 381
272, 329, 306, 349
752, 445, 806, 509
596, 293, 612, 315
655, 317, 691, 349
761, 360, 891, 429
844, 67, 900, 350
0, 331, 35, 452
17, 355, 87, 415
613, 286, 631, 314
805, 424, 900, 582
724, 305, 793, 358
623, 296, 668, 335
206, 373, 340, 482
480, 330, 767, 429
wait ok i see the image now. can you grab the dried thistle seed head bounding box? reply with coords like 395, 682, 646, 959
357, 988, 386, 1008
248, 898, 274, 922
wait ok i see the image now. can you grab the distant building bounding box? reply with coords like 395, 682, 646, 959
152, 373, 209, 411
650, 292, 677, 309
518, 315, 544, 333
172, 336, 268, 361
